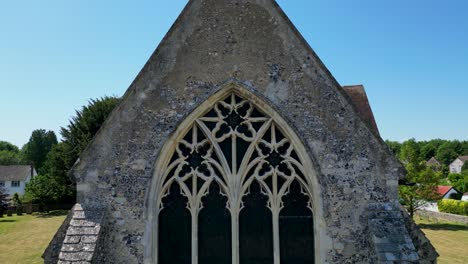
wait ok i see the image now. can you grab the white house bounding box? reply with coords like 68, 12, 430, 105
0, 165, 36, 198
437, 186, 462, 200
462, 193, 468, 201
449, 156, 468, 174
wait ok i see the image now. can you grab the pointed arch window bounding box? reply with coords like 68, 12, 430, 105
154, 89, 315, 264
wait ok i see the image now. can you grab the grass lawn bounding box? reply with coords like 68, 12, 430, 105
416, 217, 468, 264
0, 210, 466, 263
0, 210, 67, 264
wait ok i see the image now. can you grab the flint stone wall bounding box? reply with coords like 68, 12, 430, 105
47, 0, 434, 263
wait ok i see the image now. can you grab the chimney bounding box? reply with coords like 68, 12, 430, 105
30, 164, 34, 178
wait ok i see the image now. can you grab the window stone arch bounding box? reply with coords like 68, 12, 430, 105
146, 82, 325, 264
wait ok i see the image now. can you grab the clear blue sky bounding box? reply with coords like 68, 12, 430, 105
1, 0, 467, 148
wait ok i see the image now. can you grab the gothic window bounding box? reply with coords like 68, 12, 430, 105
154, 91, 314, 264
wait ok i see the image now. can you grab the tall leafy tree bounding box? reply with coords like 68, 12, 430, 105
399, 139, 421, 164
0, 141, 19, 152
462, 161, 468, 172
399, 164, 440, 219
23, 129, 57, 172
61, 96, 120, 162
385, 140, 401, 157
28, 96, 120, 205
420, 141, 440, 161
436, 141, 461, 166
0, 150, 22, 165
23, 174, 73, 206
0, 141, 23, 165
462, 141, 468, 156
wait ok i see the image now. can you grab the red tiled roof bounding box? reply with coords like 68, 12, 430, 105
437, 186, 453, 197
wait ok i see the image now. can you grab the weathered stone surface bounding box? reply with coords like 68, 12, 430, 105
63, 236, 81, 244
47, 204, 105, 264
44, 0, 437, 263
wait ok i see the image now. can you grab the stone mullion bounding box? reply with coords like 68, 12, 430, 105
272, 209, 281, 264
271, 170, 281, 264
191, 208, 199, 264
231, 207, 240, 264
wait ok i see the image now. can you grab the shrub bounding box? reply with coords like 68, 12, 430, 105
437, 199, 468, 216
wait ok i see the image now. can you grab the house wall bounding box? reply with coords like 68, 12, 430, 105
461, 195, 468, 201
442, 188, 461, 199
449, 159, 464, 173
1, 174, 32, 198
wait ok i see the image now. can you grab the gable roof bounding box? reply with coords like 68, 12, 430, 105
71, 0, 405, 184
0, 165, 33, 181
426, 157, 441, 166
437, 185, 462, 197
457, 156, 468, 162
342, 85, 380, 136
437, 186, 453, 197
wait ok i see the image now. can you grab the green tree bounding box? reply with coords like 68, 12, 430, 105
23, 129, 58, 172
385, 140, 401, 157
462, 141, 468, 155
436, 141, 461, 166
399, 139, 421, 164
34, 96, 120, 205
0, 141, 19, 152
0, 141, 23, 165
399, 164, 440, 219
462, 161, 468, 172
420, 141, 439, 161
448, 171, 468, 194
23, 174, 73, 206
12, 193, 21, 207
0, 186, 8, 215
43, 143, 75, 179
0, 150, 22, 165
61, 96, 120, 161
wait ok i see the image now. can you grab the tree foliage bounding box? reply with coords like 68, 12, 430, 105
23, 174, 73, 205
0, 141, 19, 152
399, 164, 440, 219
24, 96, 120, 205
0, 141, 23, 165
0, 150, 22, 165
61, 96, 120, 161
462, 161, 468, 172
436, 141, 461, 166
23, 129, 57, 172
0, 186, 9, 214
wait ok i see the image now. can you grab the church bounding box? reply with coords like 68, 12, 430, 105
45, 0, 437, 263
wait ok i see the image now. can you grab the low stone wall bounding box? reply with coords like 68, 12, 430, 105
417, 210, 468, 225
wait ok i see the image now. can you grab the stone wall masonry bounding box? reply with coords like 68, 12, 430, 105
53, 204, 105, 264
368, 202, 420, 263
417, 209, 468, 225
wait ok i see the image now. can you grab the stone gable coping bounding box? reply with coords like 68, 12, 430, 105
57, 204, 105, 264
368, 203, 420, 263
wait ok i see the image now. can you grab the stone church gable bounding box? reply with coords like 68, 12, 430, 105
44, 0, 437, 263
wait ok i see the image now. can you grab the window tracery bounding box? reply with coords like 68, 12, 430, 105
155, 91, 314, 264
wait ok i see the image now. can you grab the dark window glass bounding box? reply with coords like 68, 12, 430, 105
239, 181, 273, 264
280, 181, 314, 264
199, 182, 231, 264
159, 183, 191, 264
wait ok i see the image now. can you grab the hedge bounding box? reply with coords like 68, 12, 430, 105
437, 199, 468, 216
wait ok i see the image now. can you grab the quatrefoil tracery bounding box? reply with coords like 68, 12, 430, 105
159, 92, 311, 213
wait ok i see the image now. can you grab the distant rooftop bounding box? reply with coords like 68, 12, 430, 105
0, 165, 34, 181
342, 85, 380, 136
426, 157, 441, 166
